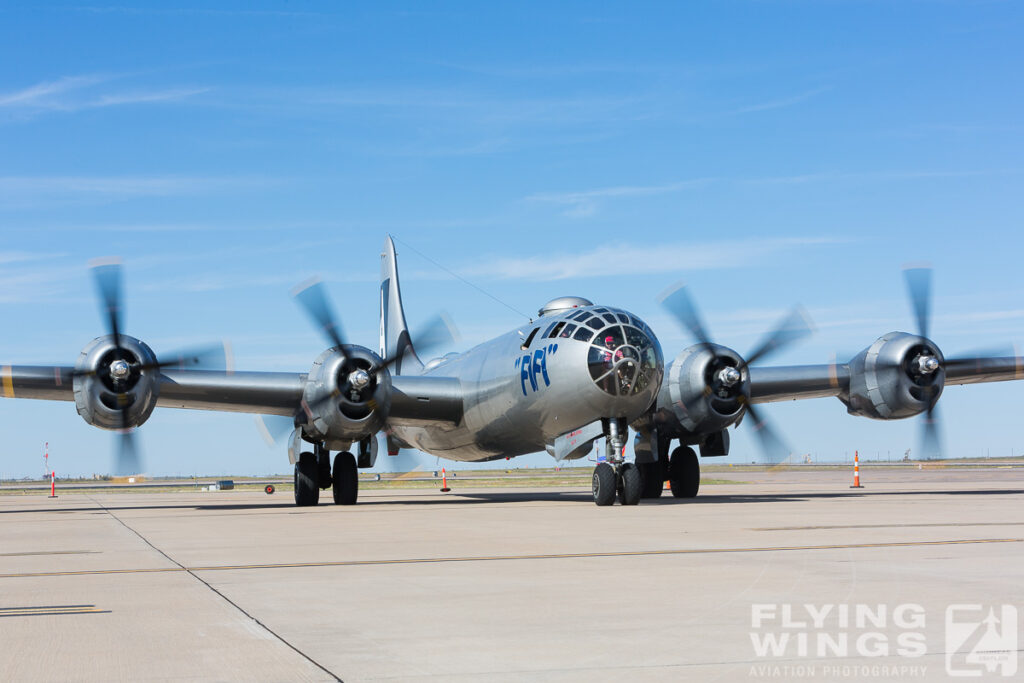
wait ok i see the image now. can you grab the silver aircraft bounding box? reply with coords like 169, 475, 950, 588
3, 237, 1023, 506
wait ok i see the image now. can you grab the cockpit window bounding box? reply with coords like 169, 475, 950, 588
597, 326, 624, 347
584, 317, 603, 330
568, 310, 588, 321
547, 321, 566, 338
559, 323, 577, 338
586, 314, 660, 396
573, 326, 593, 342
521, 327, 540, 349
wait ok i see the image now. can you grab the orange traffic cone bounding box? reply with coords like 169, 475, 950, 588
440, 467, 451, 492
850, 451, 864, 489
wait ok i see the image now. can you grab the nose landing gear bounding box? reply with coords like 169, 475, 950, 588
591, 418, 641, 506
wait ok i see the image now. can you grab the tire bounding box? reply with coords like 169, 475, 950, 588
619, 463, 641, 505
317, 453, 332, 490
639, 462, 664, 499
294, 452, 319, 506
332, 451, 358, 505
669, 446, 700, 498
592, 463, 617, 506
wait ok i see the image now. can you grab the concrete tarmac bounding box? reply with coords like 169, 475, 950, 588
1, 467, 1022, 682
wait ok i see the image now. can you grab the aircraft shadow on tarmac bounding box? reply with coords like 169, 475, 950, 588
2, 487, 1022, 515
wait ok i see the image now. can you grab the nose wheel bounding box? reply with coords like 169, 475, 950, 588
592, 462, 641, 506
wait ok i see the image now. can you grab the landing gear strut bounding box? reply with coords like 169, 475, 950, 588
591, 418, 641, 506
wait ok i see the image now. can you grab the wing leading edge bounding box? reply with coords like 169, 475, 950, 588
1, 365, 463, 423
749, 355, 1024, 404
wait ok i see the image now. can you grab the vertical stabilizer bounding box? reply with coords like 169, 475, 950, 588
380, 235, 422, 375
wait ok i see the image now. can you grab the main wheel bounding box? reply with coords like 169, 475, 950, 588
592, 462, 616, 506
332, 451, 358, 505
317, 451, 332, 489
669, 446, 700, 498
619, 463, 641, 505
638, 461, 664, 499
294, 452, 319, 506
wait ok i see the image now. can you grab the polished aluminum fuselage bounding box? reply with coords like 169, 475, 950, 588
387, 310, 663, 462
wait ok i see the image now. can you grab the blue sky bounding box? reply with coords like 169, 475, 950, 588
1, 1, 1023, 478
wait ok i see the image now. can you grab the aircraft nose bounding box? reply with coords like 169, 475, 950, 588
583, 317, 662, 402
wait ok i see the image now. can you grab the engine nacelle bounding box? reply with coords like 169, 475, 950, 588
842, 331, 945, 420
73, 335, 160, 430
657, 343, 749, 435
302, 345, 391, 449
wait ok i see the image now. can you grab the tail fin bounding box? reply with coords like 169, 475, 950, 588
380, 235, 422, 375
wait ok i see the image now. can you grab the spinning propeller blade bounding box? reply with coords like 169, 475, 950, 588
903, 266, 932, 340
740, 306, 814, 370
901, 265, 943, 458
292, 278, 348, 359
659, 282, 714, 354
90, 257, 124, 352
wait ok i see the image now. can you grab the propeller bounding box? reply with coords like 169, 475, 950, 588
84, 258, 230, 476
289, 277, 459, 418
660, 283, 814, 463
899, 266, 1018, 459
901, 266, 943, 459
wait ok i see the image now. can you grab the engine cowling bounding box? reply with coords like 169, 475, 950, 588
301, 345, 391, 449
842, 331, 945, 420
657, 343, 749, 435
73, 335, 161, 430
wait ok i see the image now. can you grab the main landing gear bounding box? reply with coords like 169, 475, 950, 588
294, 443, 359, 507
638, 461, 664, 499
668, 445, 700, 498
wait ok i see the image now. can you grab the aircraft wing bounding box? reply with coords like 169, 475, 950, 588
1, 366, 463, 422
749, 355, 1024, 404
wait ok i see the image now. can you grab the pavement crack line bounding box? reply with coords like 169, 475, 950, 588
87, 496, 342, 682
4, 537, 1020, 579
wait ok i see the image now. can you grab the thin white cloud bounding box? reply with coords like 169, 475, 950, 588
526, 179, 714, 205
460, 237, 843, 281
0, 74, 208, 118
0, 175, 277, 206
0, 75, 105, 107
730, 86, 831, 115
88, 87, 210, 107
0, 251, 65, 265
525, 179, 715, 217
527, 168, 1017, 217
